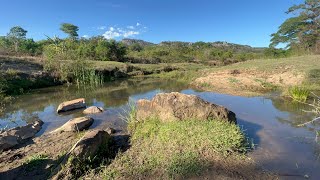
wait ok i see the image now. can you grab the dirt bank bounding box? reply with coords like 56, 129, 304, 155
193, 69, 304, 96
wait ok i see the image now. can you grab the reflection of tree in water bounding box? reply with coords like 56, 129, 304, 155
271, 97, 318, 128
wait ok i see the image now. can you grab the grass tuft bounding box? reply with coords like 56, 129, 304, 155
102, 116, 249, 179
288, 86, 310, 102
23, 154, 49, 171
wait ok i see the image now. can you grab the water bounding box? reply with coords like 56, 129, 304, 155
1, 78, 319, 179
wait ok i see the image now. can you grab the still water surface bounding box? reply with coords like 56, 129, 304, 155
1, 78, 319, 179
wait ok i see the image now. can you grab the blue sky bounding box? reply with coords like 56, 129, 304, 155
0, 0, 302, 47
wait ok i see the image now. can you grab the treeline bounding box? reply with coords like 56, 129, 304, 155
0, 23, 268, 64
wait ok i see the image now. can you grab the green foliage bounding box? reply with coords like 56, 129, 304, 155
7, 26, 27, 40
126, 41, 260, 64
103, 116, 249, 179
288, 86, 310, 102
264, 47, 290, 58
270, 0, 320, 53
23, 154, 49, 171
60, 23, 79, 39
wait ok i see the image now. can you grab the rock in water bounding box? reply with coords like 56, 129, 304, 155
0, 120, 44, 152
57, 98, 86, 113
52, 117, 94, 133
136, 92, 236, 123
83, 106, 104, 114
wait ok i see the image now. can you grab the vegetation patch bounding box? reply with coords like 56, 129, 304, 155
288, 86, 310, 102
23, 154, 49, 171
101, 117, 249, 179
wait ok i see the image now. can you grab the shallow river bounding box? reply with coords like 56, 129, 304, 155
1, 78, 319, 179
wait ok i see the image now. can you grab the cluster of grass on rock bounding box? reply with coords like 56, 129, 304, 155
98, 115, 250, 179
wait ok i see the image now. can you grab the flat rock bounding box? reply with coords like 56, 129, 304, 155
0, 120, 43, 152
136, 92, 236, 123
52, 117, 94, 133
83, 106, 104, 114
57, 98, 86, 113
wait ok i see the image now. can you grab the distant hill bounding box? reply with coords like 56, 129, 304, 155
121, 38, 155, 46
121, 39, 266, 53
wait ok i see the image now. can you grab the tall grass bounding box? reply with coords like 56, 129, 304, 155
73, 66, 104, 87
288, 86, 310, 102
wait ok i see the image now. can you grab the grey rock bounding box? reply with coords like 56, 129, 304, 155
83, 106, 104, 114
57, 98, 86, 113
0, 120, 44, 152
52, 117, 94, 133
136, 92, 236, 123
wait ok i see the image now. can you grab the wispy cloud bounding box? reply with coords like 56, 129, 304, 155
97, 26, 106, 30
82, 35, 89, 38
102, 23, 147, 39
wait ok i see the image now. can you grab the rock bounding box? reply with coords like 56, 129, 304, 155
57, 98, 86, 113
51, 130, 111, 180
136, 92, 236, 123
83, 106, 104, 114
105, 127, 116, 134
52, 117, 94, 133
0, 120, 44, 152
70, 129, 111, 160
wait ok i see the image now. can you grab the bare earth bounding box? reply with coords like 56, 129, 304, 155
193, 69, 304, 96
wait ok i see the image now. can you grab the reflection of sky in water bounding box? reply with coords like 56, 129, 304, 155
1, 80, 320, 178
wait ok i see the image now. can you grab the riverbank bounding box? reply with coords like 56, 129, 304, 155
192, 55, 320, 96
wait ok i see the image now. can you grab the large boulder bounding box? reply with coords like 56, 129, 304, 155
136, 92, 236, 123
51, 130, 111, 180
70, 129, 111, 159
83, 106, 104, 114
52, 117, 94, 133
0, 120, 43, 152
57, 98, 86, 113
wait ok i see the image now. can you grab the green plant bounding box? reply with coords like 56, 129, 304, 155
24, 154, 49, 171
228, 77, 240, 84
288, 86, 310, 102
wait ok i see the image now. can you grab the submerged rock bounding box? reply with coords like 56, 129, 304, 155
0, 120, 43, 152
136, 92, 236, 123
83, 106, 104, 114
57, 98, 86, 113
52, 117, 94, 133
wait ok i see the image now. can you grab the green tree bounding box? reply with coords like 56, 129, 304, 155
7, 26, 27, 52
60, 23, 79, 39
270, 0, 320, 53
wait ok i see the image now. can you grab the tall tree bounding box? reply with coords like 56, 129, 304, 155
270, 0, 320, 53
7, 26, 27, 52
60, 23, 79, 39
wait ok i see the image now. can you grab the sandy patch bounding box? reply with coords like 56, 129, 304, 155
193, 69, 304, 96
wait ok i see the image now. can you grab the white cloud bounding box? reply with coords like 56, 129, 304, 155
102, 24, 146, 39
97, 26, 106, 30
123, 31, 140, 37
82, 35, 89, 38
